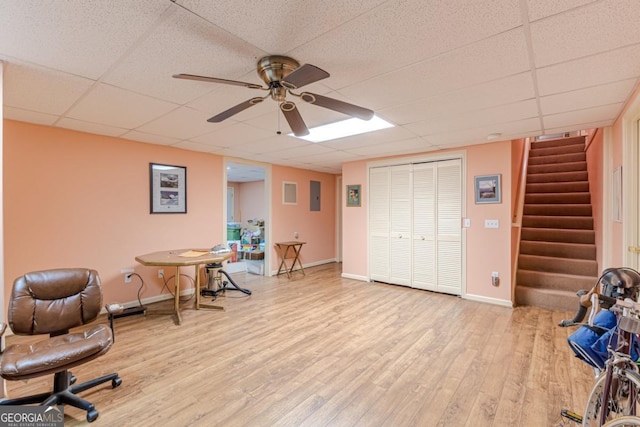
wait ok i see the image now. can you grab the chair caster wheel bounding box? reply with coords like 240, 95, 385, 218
87, 409, 99, 422
112, 377, 122, 388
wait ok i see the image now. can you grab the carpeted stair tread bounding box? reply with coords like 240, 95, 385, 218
522, 215, 593, 230
525, 192, 591, 204
523, 204, 592, 216
520, 240, 596, 259
529, 143, 585, 157
526, 181, 589, 193
526, 170, 588, 183
514, 286, 583, 312
531, 136, 585, 149
518, 254, 598, 276
528, 152, 586, 165
528, 161, 587, 174
521, 227, 595, 244
516, 269, 595, 292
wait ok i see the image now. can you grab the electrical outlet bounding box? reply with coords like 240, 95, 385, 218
120, 268, 134, 284
485, 219, 499, 229
158, 269, 164, 279
294, 231, 299, 239
491, 272, 500, 287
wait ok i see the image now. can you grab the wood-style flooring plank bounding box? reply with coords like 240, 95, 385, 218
2, 263, 594, 426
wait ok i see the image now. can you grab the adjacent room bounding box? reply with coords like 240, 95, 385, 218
2, 1, 640, 425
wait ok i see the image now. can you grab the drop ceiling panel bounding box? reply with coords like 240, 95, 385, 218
137, 107, 223, 140
540, 79, 637, 115
4, 62, 95, 115
103, 7, 265, 104
339, 29, 531, 110
122, 130, 181, 146
530, 0, 640, 67
526, 0, 598, 21
66, 83, 178, 129
0, 1, 171, 79
56, 117, 128, 138
543, 103, 624, 129
177, 0, 389, 54
536, 44, 640, 96
191, 123, 275, 147
3, 107, 58, 126
380, 72, 536, 125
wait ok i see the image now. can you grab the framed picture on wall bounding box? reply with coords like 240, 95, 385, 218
346, 184, 361, 207
474, 174, 501, 204
150, 163, 187, 214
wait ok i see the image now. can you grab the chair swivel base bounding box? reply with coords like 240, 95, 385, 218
0, 370, 122, 423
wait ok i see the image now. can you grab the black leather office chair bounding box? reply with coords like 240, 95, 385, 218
0, 268, 122, 422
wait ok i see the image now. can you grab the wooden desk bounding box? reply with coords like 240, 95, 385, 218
275, 241, 306, 278
135, 249, 232, 324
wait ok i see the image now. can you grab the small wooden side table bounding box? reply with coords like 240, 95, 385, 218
275, 241, 306, 278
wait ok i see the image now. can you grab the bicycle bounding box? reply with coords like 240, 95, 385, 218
559, 267, 640, 426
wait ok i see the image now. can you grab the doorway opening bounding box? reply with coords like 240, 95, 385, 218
225, 161, 267, 275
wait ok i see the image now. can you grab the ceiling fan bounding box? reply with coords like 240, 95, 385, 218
173, 55, 375, 137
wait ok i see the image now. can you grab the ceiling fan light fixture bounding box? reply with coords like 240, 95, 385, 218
292, 115, 394, 143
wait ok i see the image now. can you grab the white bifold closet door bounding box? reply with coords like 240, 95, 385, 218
369, 159, 462, 295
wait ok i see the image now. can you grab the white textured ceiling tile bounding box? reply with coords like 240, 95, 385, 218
545, 120, 614, 135
234, 134, 303, 153
0, 1, 171, 79
121, 130, 181, 146
136, 107, 220, 140
526, 0, 598, 21
66, 83, 179, 129
171, 140, 216, 153
3, 107, 58, 126
56, 117, 128, 137
321, 126, 416, 150
292, 0, 522, 90
191, 123, 274, 147
339, 29, 530, 110
531, 0, 640, 67
104, 7, 265, 104
178, 0, 388, 53
405, 100, 538, 136
381, 72, 536, 125
540, 79, 637, 115
4, 62, 95, 115
537, 44, 640, 96
271, 143, 336, 160
543, 103, 624, 129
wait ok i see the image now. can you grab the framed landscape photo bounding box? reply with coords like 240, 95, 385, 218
474, 174, 501, 204
150, 163, 187, 214
346, 184, 361, 207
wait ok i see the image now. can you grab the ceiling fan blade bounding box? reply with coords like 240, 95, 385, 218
280, 101, 309, 136
208, 97, 264, 123
300, 92, 375, 120
281, 64, 330, 89
173, 73, 264, 90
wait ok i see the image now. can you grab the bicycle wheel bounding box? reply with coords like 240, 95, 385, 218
583, 368, 640, 426
602, 416, 640, 426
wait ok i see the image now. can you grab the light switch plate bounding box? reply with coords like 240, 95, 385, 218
485, 219, 499, 228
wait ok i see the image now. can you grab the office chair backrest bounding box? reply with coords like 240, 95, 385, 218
9, 268, 103, 336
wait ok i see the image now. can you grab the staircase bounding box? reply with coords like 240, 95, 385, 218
514, 136, 599, 312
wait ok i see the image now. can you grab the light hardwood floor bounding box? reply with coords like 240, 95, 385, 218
4, 262, 594, 426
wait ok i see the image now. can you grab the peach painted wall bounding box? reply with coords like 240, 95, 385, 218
586, 130, 604, 270
3, 120, 225, 307
238, 180, 265, 227
342, 141, 513, 304
270, 165, 336, 273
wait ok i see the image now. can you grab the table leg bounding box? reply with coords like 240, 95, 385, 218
291, 245, 305, 276
276, 245, 290, 278
195, 264, 201, 309
174, 265, 181, 325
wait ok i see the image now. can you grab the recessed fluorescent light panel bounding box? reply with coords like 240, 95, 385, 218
292, 115, 394, 142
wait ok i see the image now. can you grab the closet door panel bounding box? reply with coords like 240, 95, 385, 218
369, 167, 390, 282
436, 159, 462, 295
412, 163, 436, 291
389, 165, 411, 286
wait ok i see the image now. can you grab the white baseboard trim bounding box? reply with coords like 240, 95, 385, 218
463, 293, 513, 308
269, 258, 337, 276
341, 273, 369, 282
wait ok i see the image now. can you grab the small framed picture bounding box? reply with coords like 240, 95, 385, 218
150, 163, 187, 213
346, 184, 361, 207
474, 174, 501, 204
